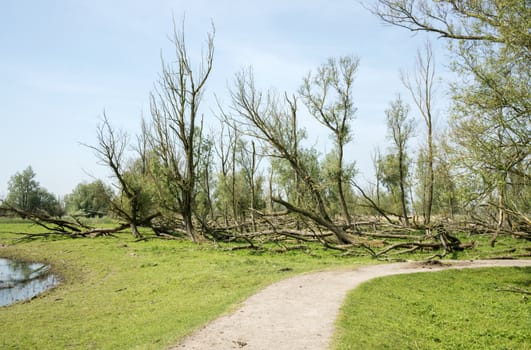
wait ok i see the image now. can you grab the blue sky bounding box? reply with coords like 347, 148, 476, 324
0, 0, 452, 198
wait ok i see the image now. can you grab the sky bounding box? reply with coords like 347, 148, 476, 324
0, 0, 454, 198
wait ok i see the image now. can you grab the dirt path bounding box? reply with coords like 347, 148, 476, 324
170, 260, 531, 350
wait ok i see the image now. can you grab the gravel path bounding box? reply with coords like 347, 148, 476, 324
170, 260, 531, 350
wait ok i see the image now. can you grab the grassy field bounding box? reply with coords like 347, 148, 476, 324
0, 221, 364, 349
1, 220, 530, 349
333, 267, 531, 350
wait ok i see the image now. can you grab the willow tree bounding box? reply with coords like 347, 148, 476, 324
88, 116, 157, 238
385, 96, 414, 226
299, 56, 359, 225
369, 0, 530, 231
147, 21, 214, 242
229, 68, 356, 244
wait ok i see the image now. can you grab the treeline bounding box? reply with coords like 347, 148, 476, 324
1, 1, 529, 253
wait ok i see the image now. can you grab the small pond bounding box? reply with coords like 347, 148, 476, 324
0, 258, 59, 307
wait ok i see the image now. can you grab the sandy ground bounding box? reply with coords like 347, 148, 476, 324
169, 259, 531, 350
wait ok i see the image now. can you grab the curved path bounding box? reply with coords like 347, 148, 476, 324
170, 260, 531, 350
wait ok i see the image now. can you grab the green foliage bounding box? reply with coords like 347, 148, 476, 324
299, 55, 359, 147
270, 147, 322, 208
334, 267, 531, 350
194, 134, 216, 221
214, 170, 265, 222
64, 180, 113, 217
385, 95, 413, 149
112, 157, 158, 223
377, 152, 411, 215
415, 146, 460, 218
371, 0, 530, 227
320, 151, 357, 217
449, 30, 530, 219
5, 166, 62, 216
378, 153, 400, 193
5, 166, 40, 211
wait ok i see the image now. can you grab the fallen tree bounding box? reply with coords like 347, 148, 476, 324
2, 202, 529, 261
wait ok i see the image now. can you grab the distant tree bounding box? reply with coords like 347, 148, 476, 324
5, 166, 62, 216
385, 96, 414, 226
5, 166, 40, 212
37, 189, 63, 217
64, 180, 113, 217
195, 133, 216, 225
401, 41, 437, 225
236, 139, 264, 230
270, 147, 321, 207
378, 153, 402, 214
431, 143, 459, 218
213, 122, 238, 225
415, 137, 460, 220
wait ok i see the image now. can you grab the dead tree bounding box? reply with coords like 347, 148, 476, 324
147, 19, 214, 242
86, 115, 158, 238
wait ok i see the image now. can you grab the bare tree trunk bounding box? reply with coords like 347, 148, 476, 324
250, 141, 257, 232
402, 41, 436, 226
268, 168, 274, 212
398, 147, 410, 226
425, 120, 434, 225
290, 97, 302, 230
130, 223, 141, 239
183, 198, 196, 242
337, 143, 352, 224
231, 129, 238, 226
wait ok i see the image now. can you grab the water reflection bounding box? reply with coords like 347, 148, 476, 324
0, 258, 59, 307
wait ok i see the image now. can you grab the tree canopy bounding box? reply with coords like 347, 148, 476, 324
64, 180, 113, 217
5, 166, 62, 216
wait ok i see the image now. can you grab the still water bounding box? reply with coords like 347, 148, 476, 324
0, 257, 59, 307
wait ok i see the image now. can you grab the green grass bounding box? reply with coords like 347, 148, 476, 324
1, 221, 530, 349
0, 222, 365, 350
333, 267, 531, 350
